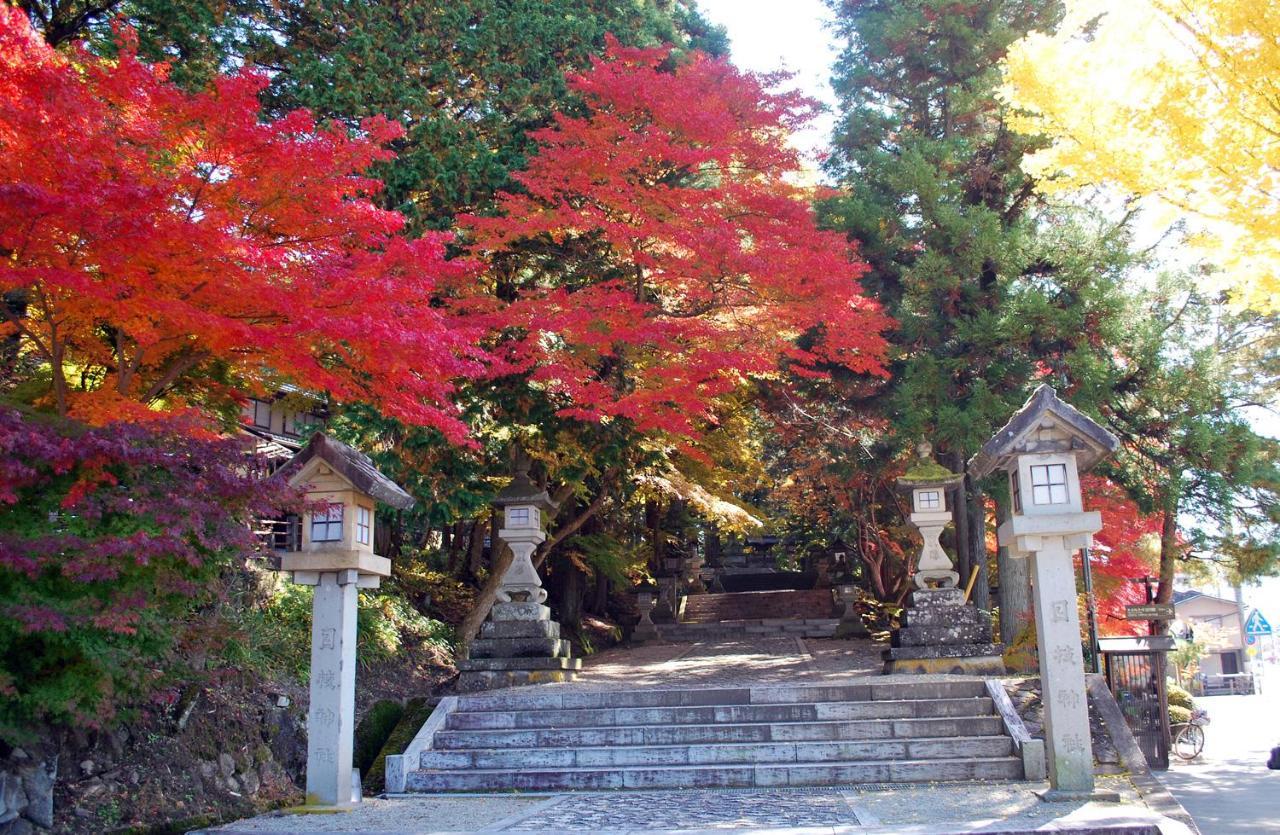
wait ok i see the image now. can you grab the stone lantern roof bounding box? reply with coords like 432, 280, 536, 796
967, 384, 1119, 480
277, 432, 415, 510
493, 456, 558, 512
896, 441, 965, 492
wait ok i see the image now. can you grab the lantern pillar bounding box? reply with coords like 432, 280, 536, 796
971, 385, 1121, 800
293, 569, 361, 806
275, 433, 416, 808
1024, 532, 1097, 797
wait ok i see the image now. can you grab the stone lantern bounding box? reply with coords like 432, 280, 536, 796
882, 441, 1002, 675
970, 385, 1119, 800
277, 433, 415, 807
896, 441, 965, 589
491, 458, 555, 604
456, 454, 581, 691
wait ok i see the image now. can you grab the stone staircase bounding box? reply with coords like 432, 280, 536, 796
682, 589, 836, 622
404, 679, 1025, 792
655, 589, 839, 641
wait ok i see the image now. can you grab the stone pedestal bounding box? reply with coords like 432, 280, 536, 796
633, 592, 660, 643
910, 510, 962, 589
302, 570, 360, 807
653, 576, 678, 622
834, 585, 870, 639
457, 601, 582, 692
883, 588, 1005, 675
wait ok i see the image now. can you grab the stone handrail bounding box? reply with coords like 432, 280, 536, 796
383, 696, 458, 794
985, 679, 1046, 781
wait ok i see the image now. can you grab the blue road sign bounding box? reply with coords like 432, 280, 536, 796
1244, 609, 1272, 636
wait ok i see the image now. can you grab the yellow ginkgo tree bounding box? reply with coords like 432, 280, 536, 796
1002, 0, 1280, 312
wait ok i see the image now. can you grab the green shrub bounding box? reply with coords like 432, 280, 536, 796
354, 700, 405, 775
231, 579, 456, 684
0, 411, 302, 740
364, 697, 434, 793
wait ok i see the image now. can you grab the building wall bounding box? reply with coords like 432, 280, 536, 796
1175, 596, 1245, 651
241, 397, 325, 439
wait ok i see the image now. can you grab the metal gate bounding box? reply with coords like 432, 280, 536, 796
1099, 636, 1174, 770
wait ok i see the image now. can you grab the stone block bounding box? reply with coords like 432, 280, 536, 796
1023, 738, 1047, 781
882, 655, 1008, 676
892, 621, 993, 647
453, 668, 577, 692
479, 619, 560, 640
901, 606, 986, 627
909, 588, 965, 609
489, 601, 551, 622
882, 642, 1002, 660
466, 637, 570, 659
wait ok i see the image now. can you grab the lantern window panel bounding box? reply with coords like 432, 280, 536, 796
1030, 463, 1069, 505
507, 507, 531, 526
1011, 469, 1022, 513
311, 502, 344, 542
356, 505, 371, 545
916, 490, 942, 511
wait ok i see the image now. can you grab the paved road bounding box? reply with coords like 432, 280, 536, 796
1157, 689, 1280, 834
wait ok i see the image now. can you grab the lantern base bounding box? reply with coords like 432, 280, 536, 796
882, 589, 1005, 676
457, 599, 579, 692
882, 654, 1007, 676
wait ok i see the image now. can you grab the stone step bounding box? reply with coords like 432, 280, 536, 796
433, 715, 1006, 750
454, 680, 989, 712
406, 755, 1023, 791
656, 621, 839, 641
455, 656, 581, 672
420, 735, 1013, 770
681, 590, 836, 623
445, 696, 994, 730
467, 637, 571, 659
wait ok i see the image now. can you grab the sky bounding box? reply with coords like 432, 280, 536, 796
695, 0, 836, 162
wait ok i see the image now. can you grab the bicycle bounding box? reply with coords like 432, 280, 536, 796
1172, 707, 1210, 761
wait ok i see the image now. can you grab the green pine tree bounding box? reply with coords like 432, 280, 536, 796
823, 0, 1065, 610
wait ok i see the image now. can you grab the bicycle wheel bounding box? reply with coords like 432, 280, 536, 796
1174, 724, 1205, 760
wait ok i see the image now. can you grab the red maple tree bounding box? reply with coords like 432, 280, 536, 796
0, 9, 485, 441
462, 38, 891, 443
1082, 474, 1161, 636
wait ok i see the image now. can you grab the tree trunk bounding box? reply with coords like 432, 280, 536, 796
445, 521, 469, 576
457, 538, 511, 658
952, 452, 972, 587
646, 499, 664, 573
1154, 490, 1180, 635
995, 492, 1031, 643
559, 559, 584, 629
592, 572, 609, 614
465, 514, 487, 581
969, 480, 991, 610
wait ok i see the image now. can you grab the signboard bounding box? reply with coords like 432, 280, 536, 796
1125, 603, 1176, 621
1244, 609, 1273, 636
